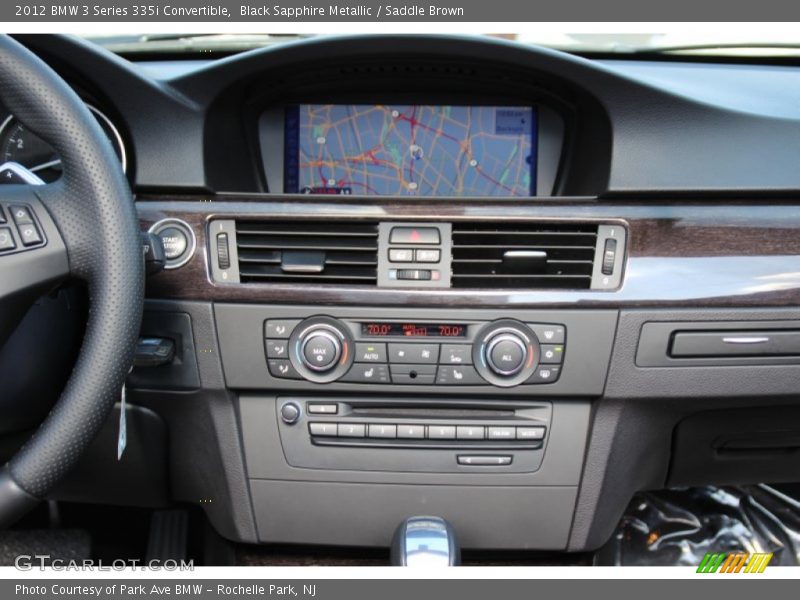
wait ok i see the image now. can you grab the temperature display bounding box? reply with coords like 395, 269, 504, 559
362, 322, 467, 338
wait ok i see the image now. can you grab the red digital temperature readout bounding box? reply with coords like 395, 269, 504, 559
362, 323, 466, 338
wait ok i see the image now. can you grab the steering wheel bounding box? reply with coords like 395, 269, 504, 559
0, 36, 143, 525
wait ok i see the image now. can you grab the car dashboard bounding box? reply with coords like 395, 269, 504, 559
3, 33, 800, 554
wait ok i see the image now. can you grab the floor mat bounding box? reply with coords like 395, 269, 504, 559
597, 485, 800, 566
0, 529, 91, 566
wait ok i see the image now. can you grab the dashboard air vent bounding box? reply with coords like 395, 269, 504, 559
451, 222, 599, 289
235, 221, 379, 285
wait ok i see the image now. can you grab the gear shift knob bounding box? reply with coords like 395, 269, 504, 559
390, 516, 460, 566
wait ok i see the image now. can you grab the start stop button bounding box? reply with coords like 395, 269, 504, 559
149, 219, 196, 269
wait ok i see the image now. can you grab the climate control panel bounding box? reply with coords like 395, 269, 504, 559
265, 316, 566, 388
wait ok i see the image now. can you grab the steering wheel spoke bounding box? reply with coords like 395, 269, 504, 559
0, 184, 69, 345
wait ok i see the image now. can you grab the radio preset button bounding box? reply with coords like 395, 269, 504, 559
397, 425, 426, 439
428, 425, 456, 440
456, 426, 485, 440
368, 424, 397, 439
338, 423, 366, 438
308, 422, 337, 436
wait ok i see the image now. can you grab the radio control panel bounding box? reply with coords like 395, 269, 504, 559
264, 316, 566, 388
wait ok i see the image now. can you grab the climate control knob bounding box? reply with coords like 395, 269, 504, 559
473, 320, 539, 387
486, 333, 528, 376
289, 317, 354, 383
301, 330, 341, 371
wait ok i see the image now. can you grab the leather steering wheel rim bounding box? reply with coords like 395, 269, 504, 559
0, 36, 143, 525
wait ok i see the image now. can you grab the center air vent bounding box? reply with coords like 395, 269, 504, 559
451, 222, 600, 289
235, 221, 379, 284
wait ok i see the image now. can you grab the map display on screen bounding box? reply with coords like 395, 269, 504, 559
284, 104, 537, 196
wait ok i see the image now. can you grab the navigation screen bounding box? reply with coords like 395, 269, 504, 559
284, 104, 537, 196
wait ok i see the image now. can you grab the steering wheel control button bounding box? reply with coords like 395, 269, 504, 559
436, 365, 483, 385
389, 226, 440, 245
265, 319, 300, 339
307, 403, 338, 415
341, 363, 390, 383
268, 359, 302, 380
388, 343, 439, 363
458, 455, 513, 466
309, 422, 338, 437
279, 402, 301, 425
354, 342, 387, 363
487, 335, 526, 375
9, 205, 33, 225
540, 344, 565, 364
17, 222, 42, 246
517, 427, 546, 440
301, 331, 340, 371
0, 227, 15, 251
265, 339, 289, 359
148, 219, 196, 270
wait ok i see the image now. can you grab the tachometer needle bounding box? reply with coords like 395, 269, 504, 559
30, 158, 61, 173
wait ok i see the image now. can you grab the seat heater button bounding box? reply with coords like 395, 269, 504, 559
427, 425, 456, 440
487, 427, 516, 440
368, 424, 397, 439
435, 366, 484, 385
440, 344, 472, 365
338, 423, 366, 438
457, 455, 512, 466
397, 425, 425, 439
341, 364, 390, 383
308, 422, 337, 436
517, 427, 546, 440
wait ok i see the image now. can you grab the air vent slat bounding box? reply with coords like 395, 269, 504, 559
235, 220, 378, 285
451, 222, 599, 290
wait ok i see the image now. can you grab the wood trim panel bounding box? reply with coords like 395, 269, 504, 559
138, 195, 800, 308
